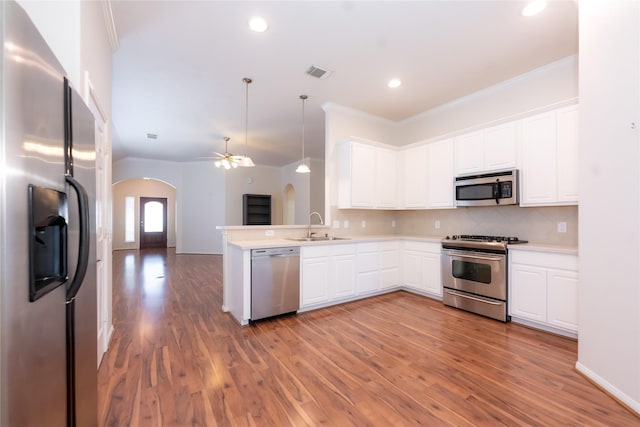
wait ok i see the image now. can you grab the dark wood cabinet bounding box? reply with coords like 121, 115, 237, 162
243, 194, 271, 225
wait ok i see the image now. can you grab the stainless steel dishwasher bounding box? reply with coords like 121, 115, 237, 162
251, 247, 300, 321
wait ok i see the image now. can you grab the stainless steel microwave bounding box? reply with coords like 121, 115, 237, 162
454, 169, 518, 206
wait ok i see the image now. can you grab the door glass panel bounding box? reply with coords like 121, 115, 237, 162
144, 201, 164, 232
125, 196, 135, 242
452, 260, 492, 284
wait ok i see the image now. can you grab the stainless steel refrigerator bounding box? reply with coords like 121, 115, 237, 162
0, 1, 98, 426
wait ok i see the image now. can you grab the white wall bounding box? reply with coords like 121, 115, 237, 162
181, 161, 226, 254
280, 159, 311, 225
113, 158, 226, 254
18, 0, 81, 87
309, 158, 325, 218
577, 0, 640, 413
224, 165, 282, 225
112, 179, 177, 250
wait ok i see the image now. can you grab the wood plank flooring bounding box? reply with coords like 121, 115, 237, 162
98, 248, 639, 426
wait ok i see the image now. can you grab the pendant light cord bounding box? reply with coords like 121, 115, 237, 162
244, 78, 251, 150
301, 94, 307, 161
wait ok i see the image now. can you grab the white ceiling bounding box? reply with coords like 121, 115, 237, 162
110, 0, 578, 167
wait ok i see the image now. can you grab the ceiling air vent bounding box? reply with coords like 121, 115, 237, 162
146, 133, 158, 141
306, 65, 332, 80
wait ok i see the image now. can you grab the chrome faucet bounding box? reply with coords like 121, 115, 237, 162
308, 211, 324, 238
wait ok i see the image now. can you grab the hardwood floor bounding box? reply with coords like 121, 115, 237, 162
98, 248, 639, 426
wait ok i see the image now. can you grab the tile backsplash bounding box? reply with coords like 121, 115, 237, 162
224, 205, 578, 247
395, 205, 578, 245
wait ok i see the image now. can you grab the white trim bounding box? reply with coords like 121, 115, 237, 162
321, 102, 399, 127
575, 362, 640, 416
84, 71, 108, 125
101, 0, 120, 52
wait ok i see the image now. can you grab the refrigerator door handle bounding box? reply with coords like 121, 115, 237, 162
65, 175, 90, 302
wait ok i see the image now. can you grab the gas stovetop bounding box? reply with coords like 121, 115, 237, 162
441, 234, 528, 252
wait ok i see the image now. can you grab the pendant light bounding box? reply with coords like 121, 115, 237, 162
238, 77, 255, 167
295, 94, 310, 173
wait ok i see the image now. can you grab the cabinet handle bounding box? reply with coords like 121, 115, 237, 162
445, 289, 503, 305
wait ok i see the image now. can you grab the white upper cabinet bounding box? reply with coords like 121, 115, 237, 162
401, 145, 429, 208
339, 140, 397, 209
556, 106, 579, 203
454, 131, 484, 175
454, 122, 518, 175
427, 138, 455, 208
376, 146, 398, 208
399, 139, 454, 209
484, 122, 519, 171
520, 105, 579, 206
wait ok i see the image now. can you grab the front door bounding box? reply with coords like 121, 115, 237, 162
140, 197, 168, 249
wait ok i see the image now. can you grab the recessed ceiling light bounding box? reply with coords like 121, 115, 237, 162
249, 16, 268, 32
388, 79, 402, 88
522, 0, 547, 17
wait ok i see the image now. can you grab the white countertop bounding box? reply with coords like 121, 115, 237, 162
507, 243, 578, 255
228, 235, 443, 250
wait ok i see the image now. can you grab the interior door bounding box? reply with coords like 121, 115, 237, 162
140, 197, 167, 249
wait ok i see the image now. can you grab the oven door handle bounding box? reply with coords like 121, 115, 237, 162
445, 289, 504, 305
443, 250, 505, 262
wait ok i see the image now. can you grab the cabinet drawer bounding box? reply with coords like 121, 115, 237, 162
510, 250, 577, 270
302, 245, 330, 258
379, 241, 400, 251
403, 240, 440, 252
332, 244, 357, 256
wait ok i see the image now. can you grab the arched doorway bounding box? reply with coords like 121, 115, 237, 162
112, 178, 177, 250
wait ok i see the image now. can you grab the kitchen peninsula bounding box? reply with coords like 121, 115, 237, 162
219, 226, 578, 339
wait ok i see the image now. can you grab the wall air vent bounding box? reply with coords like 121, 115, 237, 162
146, 133, 158, 141
306, 65, 332, 80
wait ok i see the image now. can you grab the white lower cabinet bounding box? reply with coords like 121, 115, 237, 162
301, 246, 331, 307
380, 241, 401, 290
301, 241, 401, 309
331, 245, 356, 299
509, 249, 578, 335
357, 243, 381, 294
402, 241, 442, 298
301, 243, 359, 309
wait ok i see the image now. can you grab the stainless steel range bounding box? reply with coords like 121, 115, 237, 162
441, 235, 527, 322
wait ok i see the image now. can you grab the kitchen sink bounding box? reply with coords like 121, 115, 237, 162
287, 236, 351, 242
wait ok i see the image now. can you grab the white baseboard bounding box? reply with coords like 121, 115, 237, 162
575, 361, 640, 416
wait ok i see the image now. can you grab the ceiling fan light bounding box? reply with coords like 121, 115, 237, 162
215, 160, 222, 168
232, 161, 239, 168
522, 0, 546, 17
296, 163, 311, 174
239, 156, 255, 167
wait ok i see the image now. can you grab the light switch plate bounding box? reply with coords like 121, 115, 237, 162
333, 220, 340, 229
557, 222, 567, 233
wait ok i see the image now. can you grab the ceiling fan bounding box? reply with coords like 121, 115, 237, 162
212, 137, 245, 169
